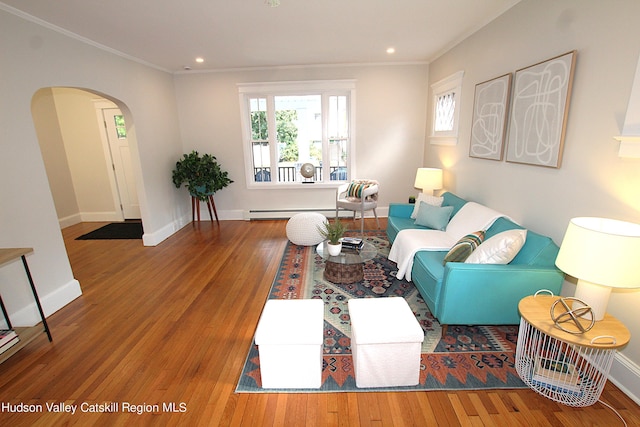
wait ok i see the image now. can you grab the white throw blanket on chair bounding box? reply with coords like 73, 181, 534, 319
389, 202, 507, 281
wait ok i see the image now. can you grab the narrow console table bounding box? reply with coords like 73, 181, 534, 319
0, 248, 52, 363
515, 295, 629, 407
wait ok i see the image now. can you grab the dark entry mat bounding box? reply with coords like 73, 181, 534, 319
76, 222, 143, 240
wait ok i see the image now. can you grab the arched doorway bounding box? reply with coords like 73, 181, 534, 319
31, 87, 144, 230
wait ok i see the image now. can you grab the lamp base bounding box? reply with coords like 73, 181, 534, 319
574, 279, 612, 321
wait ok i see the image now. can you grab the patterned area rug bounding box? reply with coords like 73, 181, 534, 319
236, 231, 526, 392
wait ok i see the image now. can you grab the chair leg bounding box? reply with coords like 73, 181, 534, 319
373, 209, 380, 229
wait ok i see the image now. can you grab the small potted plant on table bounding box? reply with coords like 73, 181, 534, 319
318, 219, 347, 256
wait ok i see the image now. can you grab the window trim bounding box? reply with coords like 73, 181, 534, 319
238, 80, 356, 189
430, 71, 464, 146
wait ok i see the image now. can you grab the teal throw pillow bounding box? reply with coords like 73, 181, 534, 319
443, 230, 486, 264
414, 202, 453, 230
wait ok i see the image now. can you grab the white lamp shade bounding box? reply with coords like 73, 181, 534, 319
556, 217, 640, 289
414, 168, 443, 193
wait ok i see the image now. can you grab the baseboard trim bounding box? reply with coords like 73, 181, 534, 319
7, 279, 82, 327
609, 352, 640, 405
141, 206, 390, 245
58, 213, 82, 229
80, 211, 122, 222
142, 214, 190, 246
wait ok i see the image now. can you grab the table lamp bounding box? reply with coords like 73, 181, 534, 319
555, 217, 640, 321
414, 168, 443, 195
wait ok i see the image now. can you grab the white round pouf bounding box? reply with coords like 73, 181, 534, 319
286, 212, 327, 246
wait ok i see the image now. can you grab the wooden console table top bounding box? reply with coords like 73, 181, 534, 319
0, 248, 34, 267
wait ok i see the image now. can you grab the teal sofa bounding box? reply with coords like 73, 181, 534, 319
387, 192, 564, 332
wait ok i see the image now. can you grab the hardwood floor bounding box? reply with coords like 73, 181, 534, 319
0, 218, 639, 426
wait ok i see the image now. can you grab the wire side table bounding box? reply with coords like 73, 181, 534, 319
515, 295, 630, 407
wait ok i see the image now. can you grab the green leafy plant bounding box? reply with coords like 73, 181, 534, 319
172, 150, 233, 201
317, 219, 347, 245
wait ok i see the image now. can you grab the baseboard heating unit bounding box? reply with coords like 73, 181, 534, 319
246, 208, 354, 220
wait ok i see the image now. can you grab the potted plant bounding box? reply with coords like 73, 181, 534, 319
172, 150, 233, 201
318, 219, 347, 256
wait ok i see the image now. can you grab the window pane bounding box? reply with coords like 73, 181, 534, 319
435, 92, 456, 132
250, 97, 271, 181
275, 95, 321, 182
114, 115, 127, 139
328, 95, 349, 181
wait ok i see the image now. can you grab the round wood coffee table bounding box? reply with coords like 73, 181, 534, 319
316, 241, 377, 284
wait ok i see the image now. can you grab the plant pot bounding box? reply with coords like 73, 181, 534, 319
327, 242, 342, 256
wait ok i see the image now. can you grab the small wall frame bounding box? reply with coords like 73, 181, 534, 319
505, 51, 577, 168
469, 73, 512, 160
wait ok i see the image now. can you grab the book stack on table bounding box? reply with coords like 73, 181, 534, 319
0, 330, 19, 355
531, 356, 582, 395
341, 237, 364, 250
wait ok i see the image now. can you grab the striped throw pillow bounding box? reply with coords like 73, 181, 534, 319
346, 182, 370, 199
443, 230, 485, 264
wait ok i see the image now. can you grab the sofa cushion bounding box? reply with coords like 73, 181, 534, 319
410, 194, 443, 219
443, 231, 485, 264
465, 229, 527, 264
414, 203, 453, 230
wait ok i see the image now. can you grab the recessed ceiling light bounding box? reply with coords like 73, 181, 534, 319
386, 47, 396, 54
195, 57, 204, 63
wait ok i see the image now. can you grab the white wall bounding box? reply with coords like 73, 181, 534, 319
173, 64, 429, 219
0, 9, 184, 325
52, 88, 117, 222
425, 0, 640, 401
31, 88, 81, 223
33, 88, 129, 227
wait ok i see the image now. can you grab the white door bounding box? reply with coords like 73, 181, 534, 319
102, 108, 141, 219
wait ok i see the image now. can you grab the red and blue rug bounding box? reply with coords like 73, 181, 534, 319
236, 230, 526, 392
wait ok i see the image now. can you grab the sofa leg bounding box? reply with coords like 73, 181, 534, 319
441, 324, 448, 338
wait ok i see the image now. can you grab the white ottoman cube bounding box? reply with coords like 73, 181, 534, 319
255, 299, 324, 389
286, 212, 327, 246
348, 297, 424, 388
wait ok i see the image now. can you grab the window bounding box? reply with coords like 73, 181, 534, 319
113, 114, 127, 138
239, 80, 355, 188
430, 71, 464, 145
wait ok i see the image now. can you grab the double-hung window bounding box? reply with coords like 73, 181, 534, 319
238, 80, 355, 188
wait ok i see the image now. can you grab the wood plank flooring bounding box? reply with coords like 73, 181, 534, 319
0, 218, 639, 426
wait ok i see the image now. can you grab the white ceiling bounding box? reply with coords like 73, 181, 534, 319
1, 0, 520, 73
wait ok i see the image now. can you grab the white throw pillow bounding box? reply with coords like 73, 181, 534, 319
410, 193, 444, 219
465, 229, 527, 264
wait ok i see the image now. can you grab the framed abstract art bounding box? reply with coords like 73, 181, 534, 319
505, 51, 577, 168
469, 73, 512, 160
